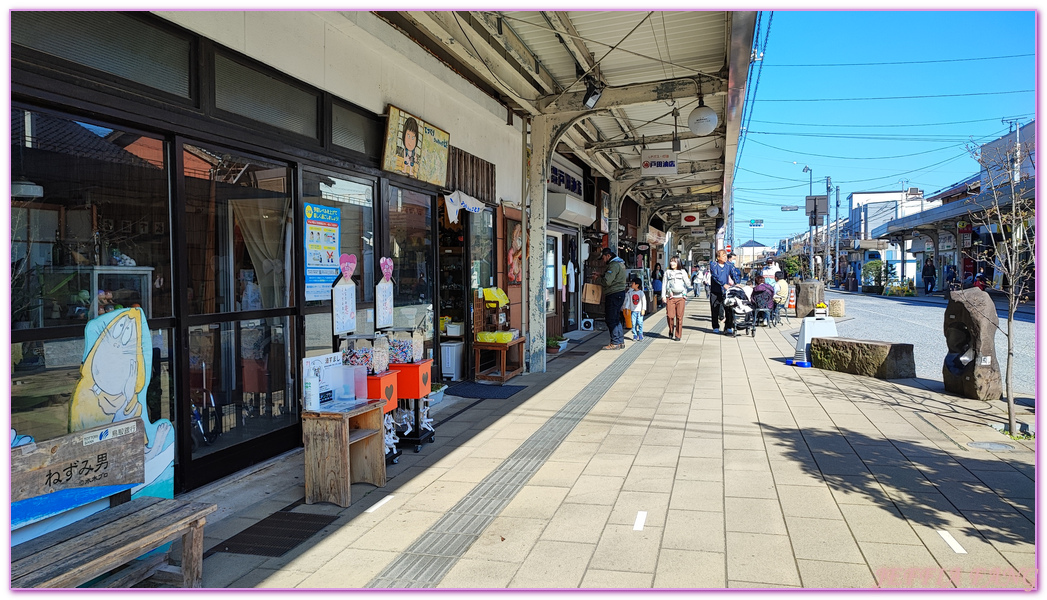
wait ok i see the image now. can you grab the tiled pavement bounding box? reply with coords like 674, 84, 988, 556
173, 297, 1036, 590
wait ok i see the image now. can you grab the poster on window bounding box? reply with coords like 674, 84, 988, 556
600, 191, 610, 233
304, 203, 340, 301
333, 253, 358, 335
380, 105, 450, 187
375, 257, 394, 329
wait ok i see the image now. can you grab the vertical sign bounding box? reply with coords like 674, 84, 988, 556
304, 203, 340, 301
333, 254, 358, 335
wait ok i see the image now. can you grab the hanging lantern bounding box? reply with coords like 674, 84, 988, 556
687, 99, 718, 136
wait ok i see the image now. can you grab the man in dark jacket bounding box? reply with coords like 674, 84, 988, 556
922, 258, 936, 295
599, 248, 628, 350
709, 248, 743, 335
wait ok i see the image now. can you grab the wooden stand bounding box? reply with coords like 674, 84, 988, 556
366, 370, 400, 413
302, 402, 386, 508
474, 337, 525, 384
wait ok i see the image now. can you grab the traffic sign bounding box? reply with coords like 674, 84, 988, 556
805, 195, 828, 217
725, 244, 732, 252
749, 219, 764, 228
781, 205, 799, 212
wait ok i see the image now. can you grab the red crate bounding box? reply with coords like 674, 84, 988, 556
367, 370, 400, 413
388, 359, 434, 400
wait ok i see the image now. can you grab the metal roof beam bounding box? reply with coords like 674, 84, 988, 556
586, 128, 724, 151
540, 76, 726, 113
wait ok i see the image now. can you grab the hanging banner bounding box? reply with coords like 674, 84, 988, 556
381, 105, 450, 187
375, 257, 394, 329
445, 191, 485, 224
333, 254, 358, 335
304, 203, 340, 301
641, 149, 678, 176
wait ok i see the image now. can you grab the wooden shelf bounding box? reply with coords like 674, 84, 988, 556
302, 403, 386, 508
347, 428, 380, 445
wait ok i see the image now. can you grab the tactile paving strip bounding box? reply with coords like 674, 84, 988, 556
367, 319, 667, 588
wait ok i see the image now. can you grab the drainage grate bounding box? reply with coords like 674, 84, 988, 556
967, 441, 1016, 452
210, 511, 338, 557
366, 316, 667, 588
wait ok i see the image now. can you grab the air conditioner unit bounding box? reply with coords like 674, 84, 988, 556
908, 187, 921, 196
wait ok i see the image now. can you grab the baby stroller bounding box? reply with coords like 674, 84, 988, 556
723, 285, 757, 337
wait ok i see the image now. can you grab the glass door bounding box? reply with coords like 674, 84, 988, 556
388, 187, 435, 360
180, 141, 299, 487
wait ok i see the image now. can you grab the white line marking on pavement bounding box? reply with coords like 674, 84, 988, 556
634, 511, 647, 531
937, 530, 967, 554
365, 495, 395, 513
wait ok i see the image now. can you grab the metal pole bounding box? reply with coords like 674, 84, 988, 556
824, 176, 831, 282
835, 186, 841, 285
805, 166, 813, 279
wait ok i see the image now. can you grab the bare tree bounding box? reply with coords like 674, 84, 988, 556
963, 132, 1035, 435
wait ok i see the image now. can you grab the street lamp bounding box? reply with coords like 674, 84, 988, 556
803, 165, 814, 279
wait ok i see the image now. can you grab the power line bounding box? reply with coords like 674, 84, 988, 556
747, 114, 1034, 129
766, 53, 1034, 67
742, 127, 1007, 160
747, 131, 1001, 143
759, 90, 1033, 102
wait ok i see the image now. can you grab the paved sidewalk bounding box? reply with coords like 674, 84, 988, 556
169, 297, 1036, 590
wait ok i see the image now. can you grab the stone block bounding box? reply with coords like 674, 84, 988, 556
795, 280, 825, 318
942, 288, 1002, 401
809, 337, 916, 379
828, 299, 845, 317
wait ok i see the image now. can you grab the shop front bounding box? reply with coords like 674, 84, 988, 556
9, 11, 525, 496
545, 154, 592, 337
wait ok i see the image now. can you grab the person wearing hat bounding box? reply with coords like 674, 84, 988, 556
761, 256, 781, 283
599, 247, 628, 350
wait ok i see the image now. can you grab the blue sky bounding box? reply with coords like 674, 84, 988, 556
731, 10, 1036, 247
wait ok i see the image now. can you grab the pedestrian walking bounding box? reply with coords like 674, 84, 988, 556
651, 263, 664, 308
709, 249, 742, 335
622, 276, 647, 341
599, 248, 628, 350
922, 258, 936, 295
662, 256, 693, 341
691, 267, 702, 298
761, 256, 781, 283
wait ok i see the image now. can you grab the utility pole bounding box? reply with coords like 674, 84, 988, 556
835, 186, 841, 285
803, 165, 813, 279
824, 176, 832, 282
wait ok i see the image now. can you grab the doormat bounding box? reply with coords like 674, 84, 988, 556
208, 511, 338, 557
446, 382, 526, 399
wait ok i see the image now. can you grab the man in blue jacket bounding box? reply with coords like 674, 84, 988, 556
708, 248, 742, 335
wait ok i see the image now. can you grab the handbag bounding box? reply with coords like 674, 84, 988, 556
582, 282, 602, 304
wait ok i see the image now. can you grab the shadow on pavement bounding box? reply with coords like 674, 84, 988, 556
759, 423, 1035, 552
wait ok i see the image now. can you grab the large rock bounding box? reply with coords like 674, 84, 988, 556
795, 281, 825, 318
810, 337, 916, 379
943, 288, 1002, 401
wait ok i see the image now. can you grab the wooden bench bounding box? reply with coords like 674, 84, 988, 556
11, 495, 216, 588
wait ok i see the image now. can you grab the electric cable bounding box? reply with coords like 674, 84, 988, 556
748, 114, 1035, 129
759, 90, 1033, 102
767, 53, 1034, 67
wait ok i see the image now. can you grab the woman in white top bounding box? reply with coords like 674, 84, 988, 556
662, 256, 693, 341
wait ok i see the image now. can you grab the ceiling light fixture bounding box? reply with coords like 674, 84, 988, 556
688, 77, 718, 136
582, 78, 604, 109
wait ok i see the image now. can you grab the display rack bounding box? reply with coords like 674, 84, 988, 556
390, 359, 435, 453
471, 294, 523, 384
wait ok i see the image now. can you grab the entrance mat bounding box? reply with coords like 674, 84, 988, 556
210, 511, 338, 557
446, 382, 526, 399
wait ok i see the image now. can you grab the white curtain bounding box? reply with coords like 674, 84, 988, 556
230, 197, 292, 309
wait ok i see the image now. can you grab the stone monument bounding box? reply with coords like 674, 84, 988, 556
943, 288, 1002, 401
795, 280, 825, 318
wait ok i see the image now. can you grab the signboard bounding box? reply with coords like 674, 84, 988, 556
12, 419, 145, 503
725, 244, 732, 252
647, 226, 667, 245
805, 195, 829, 217
636, 243, 651, 252
304, 203, 340, 301
640, 149, 678, 176
781, 205, 799, 212
381, 105, 450, 187
939, 232, 956, 251
302, 352, 344, 404
809, 215, 825, 226
690, 227, 706, 235
749, 219, 764, 228
550, 154, 585, 198
680, 212, 702, 225
375, 257, 394, 329
333, 251, 358, 335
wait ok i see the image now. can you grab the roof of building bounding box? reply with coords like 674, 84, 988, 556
736, 239, 771, 248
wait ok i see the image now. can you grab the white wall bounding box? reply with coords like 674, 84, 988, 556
153, 11, 524, 204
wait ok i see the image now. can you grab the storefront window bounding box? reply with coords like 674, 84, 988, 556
389, 187, 434, 358
183, 144, 294, 315
545, 235, 557, 314
11, 327, 176, 446
188, 317, 297, 458
469, 208, 495, 290
11, 108, 173, 329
